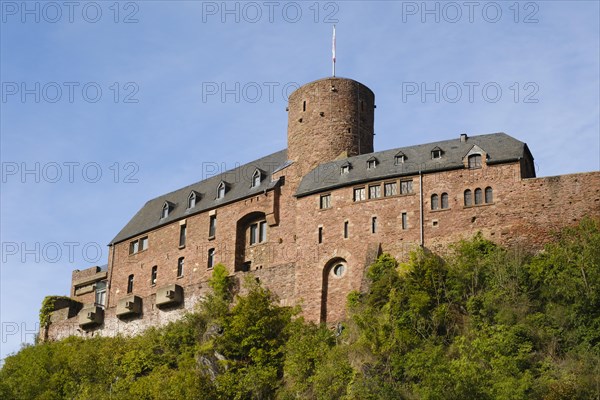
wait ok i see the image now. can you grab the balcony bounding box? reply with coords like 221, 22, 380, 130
78, 304, 104, 328
155, 284, 183, 308
116, 295, 142, 318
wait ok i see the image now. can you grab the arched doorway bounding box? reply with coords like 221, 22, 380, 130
320, 258, 348, 323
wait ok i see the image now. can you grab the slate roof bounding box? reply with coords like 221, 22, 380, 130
111, 132, 531, 245
296, 132, 532, 197
110, 149, 288, 245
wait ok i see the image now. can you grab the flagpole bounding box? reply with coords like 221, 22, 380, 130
332, 25, 336, 77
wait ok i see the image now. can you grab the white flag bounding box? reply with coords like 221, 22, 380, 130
332, 25, 336, 63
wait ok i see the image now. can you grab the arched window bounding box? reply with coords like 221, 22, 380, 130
474, 188, 483, 205
217, 182, 227, 199
177, 257, 184, 278
485, 187, 493, 203
441, 193, 449, 209
468, 154, 482, 169
127, 274, 134, 293
252, 169, 262, 188
188, 191, 197, 209
150, 266, 157, 285
161, 202, 170, 219
464, 189, 472, 206
431, 194, 439, 210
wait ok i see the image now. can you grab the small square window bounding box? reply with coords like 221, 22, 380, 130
341, 165, 350, 174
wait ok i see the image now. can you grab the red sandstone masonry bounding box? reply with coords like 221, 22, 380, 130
44, 76, 600, 341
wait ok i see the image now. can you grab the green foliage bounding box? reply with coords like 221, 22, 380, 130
3, 219, 600, 399
209, 263, 231, 301
39, 295, 72, 328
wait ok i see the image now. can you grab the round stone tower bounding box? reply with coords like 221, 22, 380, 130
287, 77, 375, 174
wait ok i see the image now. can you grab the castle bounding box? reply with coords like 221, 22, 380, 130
42, 76, 600, 341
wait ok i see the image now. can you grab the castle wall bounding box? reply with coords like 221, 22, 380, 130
43, 75, 600, 341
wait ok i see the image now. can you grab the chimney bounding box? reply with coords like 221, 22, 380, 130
460, 133, 468, 142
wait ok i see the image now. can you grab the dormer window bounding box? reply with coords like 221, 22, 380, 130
251, 169, 262, 188
161, 202, 173, 219
468, 154, 482, 169
340, 162, 351, 175
217, 181, 228, 199
366, 157, 378, 170
394, 152, 406, 164
431, 147, 443, 159
187, 191, 199, 209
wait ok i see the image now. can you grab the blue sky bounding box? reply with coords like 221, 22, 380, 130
1, 1, 599, 361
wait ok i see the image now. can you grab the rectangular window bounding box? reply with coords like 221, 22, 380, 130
318, 227, 323, 244
207, 248, 215, 269
320, 194, 331, 209
250, 221, 267, 245
177, 257, 184, 278
129, 237, 148, 255
95, 281, 107, 307
209, 215, 217, 238
129, 240, 139, 255
179, 224, 187, 247
401, 212, 408, 230
259, 221, 267, 242
384, 182, 398, 196
369, 185, 381, 199
353, 187, 366, 202
400, 180, 413, 194
344, 221, 349, 239
151, 266, 157, 286
371, 217, 377, 234
250, 223, 258, 245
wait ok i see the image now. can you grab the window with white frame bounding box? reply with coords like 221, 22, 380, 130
252, 169, 262, 188
400, 180, 413, 194
320, 194, 331, 209
353, 187, 366, 202
188, 191, 198, 209
369, 184, 381, 199
217, 182, 227, 199
384, 182, 398, 196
